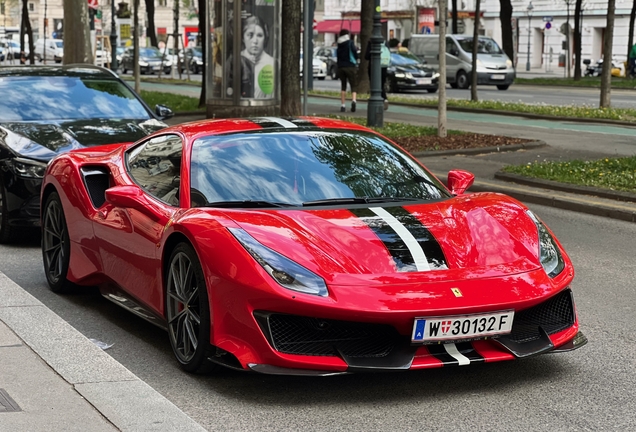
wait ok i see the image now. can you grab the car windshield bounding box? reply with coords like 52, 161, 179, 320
190, 131, 449, 207
55, 41, 63, 48
139, 47, 161, 57
457, 37, 503, 54
390, 52, 421, 66
0, 76, 151, 121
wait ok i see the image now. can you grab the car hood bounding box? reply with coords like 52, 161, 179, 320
393, 64, 434, 74
217, 193, 544, 282
0, 118, 167, 160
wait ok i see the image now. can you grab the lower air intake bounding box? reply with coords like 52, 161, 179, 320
507, 289, 575, 343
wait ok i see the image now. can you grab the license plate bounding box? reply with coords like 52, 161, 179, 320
491, 74, 506, 80
313, 69, 319, 74
152, 66, 161, 71
412, 310, 514, 343
416, 78, 432, 85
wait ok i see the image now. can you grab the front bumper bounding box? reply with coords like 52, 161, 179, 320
477, 70, 516, 86
1, 166, 42, 228
396, 76, 439, 91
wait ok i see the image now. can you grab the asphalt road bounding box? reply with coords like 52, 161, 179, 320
1, 204, 633, 431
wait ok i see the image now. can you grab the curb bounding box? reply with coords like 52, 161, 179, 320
494, 171, 636, 204
412, 140, 546, 157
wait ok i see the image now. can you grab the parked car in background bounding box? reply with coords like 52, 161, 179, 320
385, 49, 439, 93
300, 52, 327, 80
181, 47, 203, 74
40, 116, 586, 375
120, 47, 172, 75
33, 38, 64, 63
116, 47, 125, 65
0, 45, 4, 62
0, 39, 21, 60
315, 46, 338, 79
0, 65, 173, 243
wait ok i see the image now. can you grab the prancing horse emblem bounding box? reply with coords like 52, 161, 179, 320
451, 288, 463, 297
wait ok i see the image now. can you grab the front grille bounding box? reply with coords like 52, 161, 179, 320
507, 289, 575, 343
266, 314, 400, 358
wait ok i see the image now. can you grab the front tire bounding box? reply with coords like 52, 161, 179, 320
497, 84, 510, 90
166, 243, 217, 374
42, 191, 71, 293
456, 71, 469, 89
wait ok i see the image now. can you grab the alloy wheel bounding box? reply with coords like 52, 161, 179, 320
42, 196, 67, 286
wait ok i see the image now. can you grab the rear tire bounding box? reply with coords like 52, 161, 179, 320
497, 84, 510, 90
42, 191, 71, 293
456, 71, 469, 89
426, 88, 438, 93
450, 82, 458, 89
166, 243, 217, 374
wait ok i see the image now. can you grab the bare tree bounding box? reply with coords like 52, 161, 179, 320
144, 0, 158, 48
133, 0, 140, 93
451, 0, 458, 34
197, 0, 206, 107
63, 0, 92, 64
499, 0, 514, 62
563, 0, 574, 78
628, 0, 636, 64
600, 0, 615, 108
573, 0, 582, 79
19, 0, 34, 64
357, 1, 373, 95
438, 0, 447, 138
280, 0, 301, 116
471, 0, 480, 101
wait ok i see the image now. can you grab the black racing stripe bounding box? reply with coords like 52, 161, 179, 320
455, 342, 485, 363
349, 208, 416, 272
381, 206, 448, 270
427, 344, 459, 366
249, 118, 288, 129
289, 118, 318, 127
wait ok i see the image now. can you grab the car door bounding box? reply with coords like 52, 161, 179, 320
446, 37, 462, 82
93, 134, 183, 311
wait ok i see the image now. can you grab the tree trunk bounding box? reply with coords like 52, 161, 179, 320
280, 0, 301, 116
173, 0, 181, 79
133, 0, 140, 93
499, 0, 514, 62
573, 0, 582, 80
600, 0, 615, 108
20, 0, 35, 64
198, 0, 206, 108
471, 0, 480, 101
144, 0, 158, 48
628, 0, 636, 61
357, 1, 373, 95
62, 0, 92, 64
438, 0, 447, 138
451, 0, 458, 34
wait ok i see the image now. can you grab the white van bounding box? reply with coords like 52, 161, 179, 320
409, 34, 515, 90
34, 38, 64, 63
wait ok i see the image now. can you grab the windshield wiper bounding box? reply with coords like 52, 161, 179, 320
206, 200, 295, 209
302, 197, 422, 207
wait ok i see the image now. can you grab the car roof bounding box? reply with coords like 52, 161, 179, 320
0, 64, 119, 79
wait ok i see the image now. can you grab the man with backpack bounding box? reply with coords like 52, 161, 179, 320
336, 28, 358, 112
365, 39, 391, 110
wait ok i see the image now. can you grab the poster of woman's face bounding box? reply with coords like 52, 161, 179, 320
225, 0, 276, 100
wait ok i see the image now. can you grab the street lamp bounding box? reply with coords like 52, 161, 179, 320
525, 1, 534, 71
110, 0, 118, 71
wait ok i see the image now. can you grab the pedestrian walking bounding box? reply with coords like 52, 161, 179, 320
365, 39, 391, 110
629, 43, 636, 78
336, 28, 358, 112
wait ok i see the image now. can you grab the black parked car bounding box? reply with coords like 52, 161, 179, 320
180, 47, 204, 74
0, 65, 173, 242
386, 49, 439, 93
120, 47, 173, 75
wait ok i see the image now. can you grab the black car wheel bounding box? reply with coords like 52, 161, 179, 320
456, 71, 470, 89
330, 67, 338, 80
42, 191, 71, 293
0, 176, 18, 244
166, 243, 217, 374
497, 84, 510, 90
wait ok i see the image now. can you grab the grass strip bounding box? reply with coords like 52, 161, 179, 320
327, 115, 464, 138
515, 76, 636, 89
501, 157, 636, 193
140, 90, 204, 112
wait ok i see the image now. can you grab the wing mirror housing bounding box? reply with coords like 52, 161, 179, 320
105, 185, 159, 220
155, 104, 174, 120
447, 169, 475, 195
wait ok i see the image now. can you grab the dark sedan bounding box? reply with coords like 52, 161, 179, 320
0, 65, 173, 242
120, 47, 173, 75
386, 49, 439, 93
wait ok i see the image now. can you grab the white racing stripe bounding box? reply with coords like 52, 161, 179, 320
444, 343, 471, 366
369, 207, 430, 271
259, 117, 298, 128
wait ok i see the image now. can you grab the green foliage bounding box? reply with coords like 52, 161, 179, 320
328, 115, 464, 138
139, 90, 203, 112
502, 157, 636, 193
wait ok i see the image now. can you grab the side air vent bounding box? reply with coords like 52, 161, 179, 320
81, 167, 110, 208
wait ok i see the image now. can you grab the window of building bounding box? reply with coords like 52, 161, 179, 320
158, 0, 167, 6
29, 2, 34, 11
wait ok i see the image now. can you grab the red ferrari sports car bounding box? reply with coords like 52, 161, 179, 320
41, 117, 586, 375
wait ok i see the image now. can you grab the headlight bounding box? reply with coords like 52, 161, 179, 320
506, 59, 513, 67
139, 60, 149, 67
395, 73, 405, 78
432, 72, 440, 79
9, 157, 47, 179
405, 72, 414, 79
229, 228, 328, 297
321, 61, 327, 69
526, 210, 565, 278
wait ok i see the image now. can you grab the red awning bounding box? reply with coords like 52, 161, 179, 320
315, 19, 361, 34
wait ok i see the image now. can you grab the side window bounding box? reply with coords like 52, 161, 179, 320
127, 134, 183, 206
446, 38, 457, 55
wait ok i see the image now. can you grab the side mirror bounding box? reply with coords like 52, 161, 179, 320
447, 169, 475, 195
105, 185, 146, 210
155, 104, 174, 120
